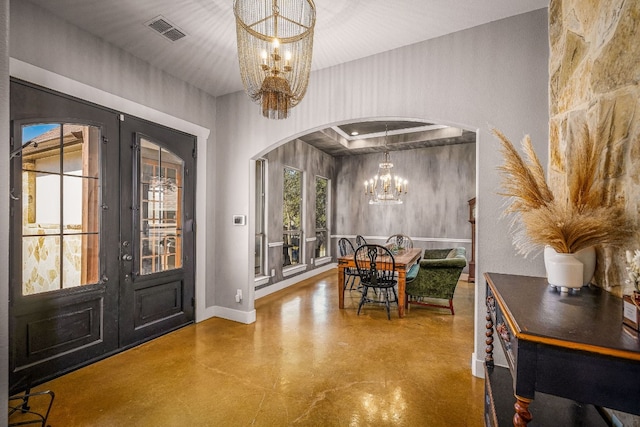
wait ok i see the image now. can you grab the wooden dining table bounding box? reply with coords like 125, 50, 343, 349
337, 247, 422, 318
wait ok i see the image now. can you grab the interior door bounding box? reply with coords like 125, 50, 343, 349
9, 80, 120, 393
118, 116, 196, 347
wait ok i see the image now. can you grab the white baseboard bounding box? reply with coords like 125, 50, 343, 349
471, 352, 509, 378
197, 305, 256, 325
471, 352, 485, 378
255, 263, 336, 299
196, 305, 217, 323
196, 265, 337, 324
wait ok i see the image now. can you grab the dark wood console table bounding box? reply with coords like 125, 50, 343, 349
484, 273, 640, 426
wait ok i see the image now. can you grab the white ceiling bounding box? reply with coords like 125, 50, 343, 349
26, 0, 549, 98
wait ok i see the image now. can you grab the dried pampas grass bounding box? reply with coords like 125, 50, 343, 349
493, 127, 629, 256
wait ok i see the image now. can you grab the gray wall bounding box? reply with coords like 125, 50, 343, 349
1, 0, 9, 421
262, 140, 475, 291
263, 138, 336, 285
217, 9, 549, 375
4, 1, 549, 383
334, 143, 476, 260
10, 1, 216, 128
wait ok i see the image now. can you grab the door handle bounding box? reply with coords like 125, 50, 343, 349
122, 254, 133, 261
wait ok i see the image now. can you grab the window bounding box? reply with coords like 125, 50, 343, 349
315, 176, 329, 258
20, 123, 101, 295
139, 138, 183, 275
255, 159, 266, 275
283, 167, 302, 267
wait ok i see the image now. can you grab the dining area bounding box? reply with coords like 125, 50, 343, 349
336, 234, 468, 320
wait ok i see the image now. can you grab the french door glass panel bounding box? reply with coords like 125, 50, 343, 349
21, 122, 101, 295
139, 137, 183, 275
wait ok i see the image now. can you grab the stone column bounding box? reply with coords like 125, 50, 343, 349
549, 0, 640, 296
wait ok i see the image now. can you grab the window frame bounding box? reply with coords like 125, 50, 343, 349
314, 175, 330, 262
282, 166, 303, 270
254, 158, 267, 277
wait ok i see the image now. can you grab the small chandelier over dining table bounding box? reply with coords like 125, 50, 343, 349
364, 125, 408, 205
233, 0, 316, 120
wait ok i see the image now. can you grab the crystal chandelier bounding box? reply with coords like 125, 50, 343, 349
364, 126, 408, 205
234, 0, 316, 120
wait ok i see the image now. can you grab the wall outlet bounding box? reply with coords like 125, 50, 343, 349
235, 289, 242, 303
311, 258, 314, 264
271, 269, 276, 277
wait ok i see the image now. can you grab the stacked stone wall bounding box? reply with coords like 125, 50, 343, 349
549, 0, 640, 296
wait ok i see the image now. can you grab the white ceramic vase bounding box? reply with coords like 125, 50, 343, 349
544, 246, 596, 292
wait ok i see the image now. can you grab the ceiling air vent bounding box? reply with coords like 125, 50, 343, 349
145, 16, 186, 42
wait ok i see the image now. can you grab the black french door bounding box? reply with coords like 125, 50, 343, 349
118, 115, 195, 347
9, 80, 195, 393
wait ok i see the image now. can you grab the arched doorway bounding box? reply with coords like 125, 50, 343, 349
250, 118, 477, 300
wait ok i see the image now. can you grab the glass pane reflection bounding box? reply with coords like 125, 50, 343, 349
139, 137, 183, 275
21, 123, 102, 295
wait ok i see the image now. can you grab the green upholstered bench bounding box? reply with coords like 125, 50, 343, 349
405, 247, 467, 315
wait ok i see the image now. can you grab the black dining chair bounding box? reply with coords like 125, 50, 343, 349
354, 244, 398, 320
385, 233, 414, 251
338, 237, 359, 291
355, 235, 367, 248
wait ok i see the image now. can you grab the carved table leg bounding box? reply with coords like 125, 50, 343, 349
397, 269, 406, 318
338, 264, 345, 309
485, 297, 494, 367
513, 396, 533, 426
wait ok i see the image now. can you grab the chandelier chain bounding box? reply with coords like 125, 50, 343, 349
234, 0, 316, 119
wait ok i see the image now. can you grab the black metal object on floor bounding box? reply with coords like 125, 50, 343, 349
8, 389, 55, 427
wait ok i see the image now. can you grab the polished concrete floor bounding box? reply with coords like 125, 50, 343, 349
16, 269, 485, 426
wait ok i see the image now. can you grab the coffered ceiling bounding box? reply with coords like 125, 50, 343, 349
299, 121, 477, 157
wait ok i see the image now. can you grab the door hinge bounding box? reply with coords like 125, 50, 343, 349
102, 136, 108, 144
191, 297, 195, 307
9, 136, 23, 160
192, 146, 197, 159
185, 167, 189, 176
10, 188, 20, 201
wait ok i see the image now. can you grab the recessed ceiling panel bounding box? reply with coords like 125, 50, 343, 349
338, 121, 432, 137
298, 120, 476, 157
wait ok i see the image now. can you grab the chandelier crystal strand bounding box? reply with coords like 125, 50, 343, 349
364, 125, 408, 205
234, 0, 316, 119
